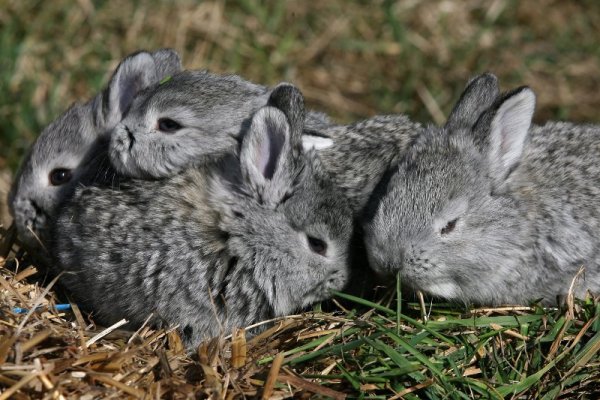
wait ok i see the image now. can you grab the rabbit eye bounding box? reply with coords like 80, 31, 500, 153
281, 191, 293, 204
157, 118, 182, 133
49, 168, 73, 186
307, 235, 327, 256
441, 218, 458, 235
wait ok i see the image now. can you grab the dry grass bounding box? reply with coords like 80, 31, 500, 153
0, 253, 352, 399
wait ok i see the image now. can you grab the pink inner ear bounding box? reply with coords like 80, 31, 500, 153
256, 120, 285, 180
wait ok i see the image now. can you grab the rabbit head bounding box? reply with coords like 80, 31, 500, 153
109, 71, 271, 178
108, 68, 336, 180
212, 85, 352, 318
364, 74, 538, 304
9, 49, 181, 260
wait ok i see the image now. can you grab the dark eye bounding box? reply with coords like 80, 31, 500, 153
307, 235, 327, 256
157, 118, 182, 133
49, 168, 72, 186
441, 218, 458, 235
281, 191, 293, 204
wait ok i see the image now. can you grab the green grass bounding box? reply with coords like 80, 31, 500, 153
1, 252, 599, 397
259, 290, 600, 398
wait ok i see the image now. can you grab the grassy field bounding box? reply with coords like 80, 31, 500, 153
1, 0, 600, 398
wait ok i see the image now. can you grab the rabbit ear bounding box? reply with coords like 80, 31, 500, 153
268, 84, 333, 152
485, 87, 536, 185
100, 51, 160, 129
240, 106, 295, 205
446, 73, 499, 129
150, 48, 182, 81
267, 83, 305, 152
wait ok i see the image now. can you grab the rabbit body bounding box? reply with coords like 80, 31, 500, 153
316, 115, 421, 213
506, 121, 600, 297
365, 74, 600, 305
54, 88, 353, 347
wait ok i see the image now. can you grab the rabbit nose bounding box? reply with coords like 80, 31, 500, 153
25, 200, 43, 219
327, 268, 348, 290
124, 126, 136, 144
11, 199, 47, 242
13, 197, 32, 216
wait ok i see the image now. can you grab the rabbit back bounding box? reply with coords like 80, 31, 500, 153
318, 115, 422, 214
507, 121, 600, 293
55, 166, 247, 343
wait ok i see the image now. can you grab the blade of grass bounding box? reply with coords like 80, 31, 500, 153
425, 314, 544, 330
336, 362, 361, 391
331, 290, 396, 316
372, 321, 447, 385
396, 272, 402, 335
287, 331, 386, 366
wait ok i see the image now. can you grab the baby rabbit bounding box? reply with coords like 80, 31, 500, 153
53, 84, 353, 348
8, 49, 182, 264
364, 73, 600, 305
109, 71, 333, 179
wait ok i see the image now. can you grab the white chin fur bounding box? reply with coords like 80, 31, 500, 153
301, 136, 334, 151
426, 282, 460, 299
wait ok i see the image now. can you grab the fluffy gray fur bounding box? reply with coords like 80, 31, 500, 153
8, 49, 182, 264
316, 115, 422, 213
364, 73, 600, 305
108, 67, 422, 214
53, 85, 353, 348
109, 71, 332, 179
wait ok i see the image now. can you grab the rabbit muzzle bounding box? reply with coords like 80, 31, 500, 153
11, 197, 50, 252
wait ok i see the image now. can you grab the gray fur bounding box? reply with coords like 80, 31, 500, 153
109, 73, 333, 179
446, 72, 499, 130
317, 115, 422, 213
53, 86, 353, 347
8, 49, 182, 263
364, 74, 600, 305
108, 68, 422, 214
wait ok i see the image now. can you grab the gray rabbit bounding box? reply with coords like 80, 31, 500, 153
109, 70, 333, 179
53, 85, 353, 347
108, 69, 421, 214
8, 49, 182, 264
364, 73, 600, 305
